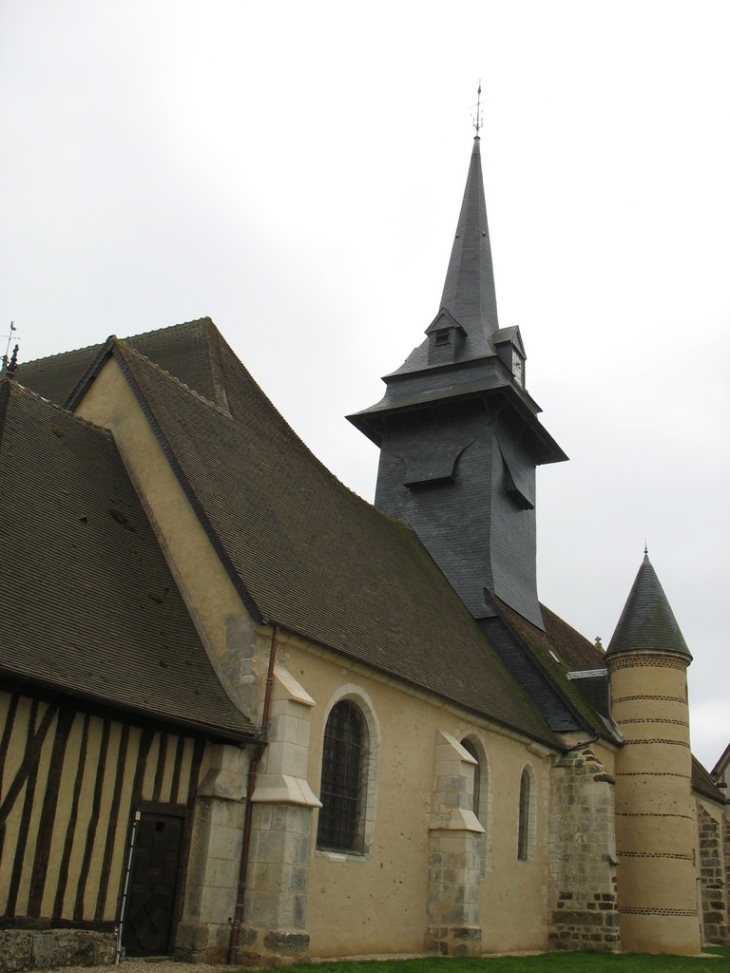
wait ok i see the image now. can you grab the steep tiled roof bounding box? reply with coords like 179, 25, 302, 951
712, 742, 730, 778
606, 554, 691, 659
16, 342, 103, 405
541, 605, 606, 672
77, 340, 558, 748
0, 379, 256, 741
16, 318, 226, 410
692, 755, 727, 805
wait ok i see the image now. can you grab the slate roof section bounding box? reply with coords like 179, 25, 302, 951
692, 755, 727, 805
0, 379, 256, 742
16, 318, 227, 411
606, 554, 691, 659
76, 340, 559, 748
490, 594, 619, 742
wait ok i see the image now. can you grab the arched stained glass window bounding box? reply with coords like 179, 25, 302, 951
517, 767, 531, 861
316, 700, 367, 854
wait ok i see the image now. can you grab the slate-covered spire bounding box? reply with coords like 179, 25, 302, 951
439, 136, 499, 338
606, 553, 691, 659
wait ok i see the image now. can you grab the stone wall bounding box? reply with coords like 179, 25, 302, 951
698, 803, 728, 946
0, 928, 114, 972
548, 747, 620, 952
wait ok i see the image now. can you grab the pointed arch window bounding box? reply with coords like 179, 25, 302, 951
316, 700, 368, 854
518, 766, 532, 861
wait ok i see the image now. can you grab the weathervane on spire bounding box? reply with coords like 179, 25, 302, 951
473, 81, 483, 138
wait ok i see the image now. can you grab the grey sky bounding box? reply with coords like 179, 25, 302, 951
1, 1, 728, 768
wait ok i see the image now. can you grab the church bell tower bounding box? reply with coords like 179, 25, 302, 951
348, 135, 566, 630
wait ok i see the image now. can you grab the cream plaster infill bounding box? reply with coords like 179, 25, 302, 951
271, 628, 561, 756
73, 355, 260, 721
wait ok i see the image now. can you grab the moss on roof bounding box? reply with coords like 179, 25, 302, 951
493, 595, 617, 742
86, 338, 559, 748
0, 378, 256, 741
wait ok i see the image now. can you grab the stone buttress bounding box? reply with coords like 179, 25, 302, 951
236, 664, 321, 966
176, 745, 250, 962
606, 554, 701, 955
426, 731, 484, 956
548, 747, 620, 951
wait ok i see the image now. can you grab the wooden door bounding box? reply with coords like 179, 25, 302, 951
122, 810, 184, 956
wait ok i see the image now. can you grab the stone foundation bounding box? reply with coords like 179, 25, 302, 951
424, 924, 481, 957
231, 927, 310, 967
0, 928, 115, 972
174, 919, 231, 964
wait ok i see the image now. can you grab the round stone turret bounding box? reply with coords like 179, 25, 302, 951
606, 554, 700, 955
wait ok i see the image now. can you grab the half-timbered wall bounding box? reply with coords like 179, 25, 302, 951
0, 689, 209, 933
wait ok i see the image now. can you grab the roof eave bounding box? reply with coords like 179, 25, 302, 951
347, 379, 568, 465
0, 669, 259, 745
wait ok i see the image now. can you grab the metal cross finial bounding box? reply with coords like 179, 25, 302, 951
473, 81, 482, 138
2, 321, 17, 373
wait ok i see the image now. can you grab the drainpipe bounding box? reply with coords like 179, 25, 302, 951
228, 624, 278, 964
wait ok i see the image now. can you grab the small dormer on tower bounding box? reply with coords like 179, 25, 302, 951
493, 326, 526, 389
425, 308, 467, 366
348, 133, 566, 631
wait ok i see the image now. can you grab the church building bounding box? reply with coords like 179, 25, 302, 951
0, 134, 727, 969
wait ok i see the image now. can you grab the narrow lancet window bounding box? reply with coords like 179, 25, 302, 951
517, 766, 531, 860
461, 738, 481, 819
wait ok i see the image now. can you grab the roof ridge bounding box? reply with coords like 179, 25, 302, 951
125, 316, 214, 342
116, 339, 234, 419
20, 340, 103, 369
199, 320, 231, 414
19, 317, 215, 369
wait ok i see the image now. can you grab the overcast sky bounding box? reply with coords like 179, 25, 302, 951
1, 1, 728, 769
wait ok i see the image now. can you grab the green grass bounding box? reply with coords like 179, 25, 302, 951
290, 949, 730, 973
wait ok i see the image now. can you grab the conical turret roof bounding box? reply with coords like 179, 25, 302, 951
606, 554, 691, 659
